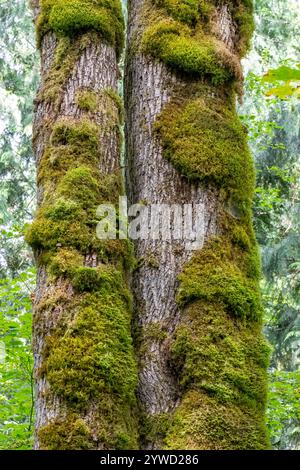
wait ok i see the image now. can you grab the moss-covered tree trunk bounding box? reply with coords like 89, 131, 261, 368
125, 0, 270, 449
28, 0, 138, 450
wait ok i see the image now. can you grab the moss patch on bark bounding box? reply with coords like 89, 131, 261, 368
140, 0, 254, 84
154, 93, 255, 204
37, 0, 124, 58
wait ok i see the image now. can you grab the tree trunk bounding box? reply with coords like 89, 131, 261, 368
28, 0, 138, 450
125, 0, 270, 449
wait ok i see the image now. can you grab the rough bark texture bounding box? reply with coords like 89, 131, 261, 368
125, 0, 269, 449
125, 37, 219, 430
29, 0, 138, 450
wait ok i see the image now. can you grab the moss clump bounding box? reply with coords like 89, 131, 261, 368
75, 89, 98, 112
44, 285, 136, 407
170, 302, 269, 405
51, 118, 99, 148
140, 412, 172, 448
141, 18, 236, 84
139, 0, 254, 85
48, 248, 83, 278
72, 267, 100, 293
164, 390, 270, 450
152, 0, 255, 57
154, 0, 200, 26
38, 415, 95, 450
177, 237, 262, 322
155, 95, 255, 203
37, 0, 124, 58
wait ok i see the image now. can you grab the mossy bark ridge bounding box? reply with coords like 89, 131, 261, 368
125, 0, 270, 449
28, 0, 138, 449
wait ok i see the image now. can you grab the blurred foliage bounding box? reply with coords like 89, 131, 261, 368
0, 264, 35, 450
0, 0, 38, 449
242, 0, 300, 450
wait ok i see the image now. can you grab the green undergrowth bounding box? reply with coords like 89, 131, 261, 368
36, 0, 124, 58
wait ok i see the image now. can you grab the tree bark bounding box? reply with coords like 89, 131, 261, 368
29, 0, 138, 449
125, 0, 270, 449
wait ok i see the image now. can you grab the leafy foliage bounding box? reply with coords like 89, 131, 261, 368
263, 64, 300, 99
0, 266, 35, 450
0, 0, 37, 449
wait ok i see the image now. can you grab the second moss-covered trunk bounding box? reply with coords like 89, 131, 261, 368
125, 0, 270, 449
28, 0, 138, 449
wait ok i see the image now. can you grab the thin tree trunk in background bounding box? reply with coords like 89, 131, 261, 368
125, 0, 270, 449
29, 0, 138, 449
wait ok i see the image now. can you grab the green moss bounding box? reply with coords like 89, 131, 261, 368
139, 0, 253, 84
155, 96, 255, 203
141, 18, 235, 84
141, 412, 172, 448
154, 0, 200, 26
44, 289, 136, 405
170, 302, 269, 403
38, 415, 95, 450
230, 0, 255, 57
141, 323, 168, 343
37, 0, 124, 58
164, 390, 270, 450
51, 118, 99, 147
36, 268, 138, 449
37, 119, 122, 195
105, 88, 125, 124
72, 267, 100, 293
177, 237, 262, 322
48, 248, 83, 278
36, 34, 93, 106
75, 89, 98, 112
